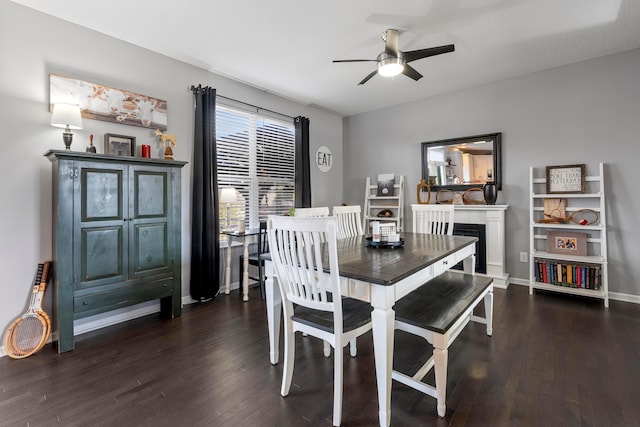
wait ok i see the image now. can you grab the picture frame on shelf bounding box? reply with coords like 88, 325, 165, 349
104, 133, 136, 157
376, 173, 395, 196
546, 231, 587, 256
546, 164, 585, 194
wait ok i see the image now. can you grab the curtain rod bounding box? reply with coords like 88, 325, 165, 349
190, 85, 294, 120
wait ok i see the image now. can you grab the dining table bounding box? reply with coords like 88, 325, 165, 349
264, 232, 478, 427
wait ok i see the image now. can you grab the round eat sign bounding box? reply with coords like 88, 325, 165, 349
315, 146, 332, 172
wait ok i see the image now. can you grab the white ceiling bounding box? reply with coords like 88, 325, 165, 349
11, 0, 640, 117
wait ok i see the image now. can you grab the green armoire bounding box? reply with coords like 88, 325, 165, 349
46, 150, 187, 353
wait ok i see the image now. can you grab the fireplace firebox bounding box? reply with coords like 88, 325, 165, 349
452, 223, 486, 274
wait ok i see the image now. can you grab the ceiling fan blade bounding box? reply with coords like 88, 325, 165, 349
358, 70, 378, 85
403, 44, 455, 63
332, 59, 377, 63
384, 29, 400, 56
402, 64, 423, 81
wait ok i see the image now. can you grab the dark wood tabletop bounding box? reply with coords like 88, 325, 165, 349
332, 233, 477, 286
264, 233, 478, 287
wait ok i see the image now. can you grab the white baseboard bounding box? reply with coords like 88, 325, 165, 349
509, 276, 640, 304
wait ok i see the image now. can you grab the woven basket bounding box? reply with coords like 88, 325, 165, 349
435, 189, 454, 204
462, 187, 486, 205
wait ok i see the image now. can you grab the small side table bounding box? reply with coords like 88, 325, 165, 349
223, 228, 262, 301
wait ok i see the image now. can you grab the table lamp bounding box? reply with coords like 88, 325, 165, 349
51, 103, 83, 150
220, 187, 237, 230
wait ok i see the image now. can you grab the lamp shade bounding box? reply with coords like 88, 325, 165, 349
51, 103, 83, 130
220, 188, 237, 204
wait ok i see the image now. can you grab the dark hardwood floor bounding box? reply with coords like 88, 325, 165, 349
1, 285, 640, 427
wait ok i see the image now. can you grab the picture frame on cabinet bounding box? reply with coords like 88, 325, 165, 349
546, 164, 585, 194
546, 231, 587, 256
104, 133, 136, 157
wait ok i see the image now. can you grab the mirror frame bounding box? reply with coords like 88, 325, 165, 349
421, 132, 502, 191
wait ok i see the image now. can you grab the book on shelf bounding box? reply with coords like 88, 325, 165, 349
534, 258, 602, 290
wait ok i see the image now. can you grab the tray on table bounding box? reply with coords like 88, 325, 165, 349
365, 236, 405, 249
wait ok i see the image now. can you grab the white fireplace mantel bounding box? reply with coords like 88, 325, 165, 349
454, 205, 509, 288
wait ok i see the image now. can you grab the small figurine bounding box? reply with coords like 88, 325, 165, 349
86, 134, 96, 153
154, 129, 176, 160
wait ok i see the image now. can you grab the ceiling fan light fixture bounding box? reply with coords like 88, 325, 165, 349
378, 57, 404, 77
333, 29, 453, 85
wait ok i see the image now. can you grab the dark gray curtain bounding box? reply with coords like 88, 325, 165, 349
294, 116, 311, 208
190, 85, 219, 301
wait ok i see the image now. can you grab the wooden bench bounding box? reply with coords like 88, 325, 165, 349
393, 271, 494, 417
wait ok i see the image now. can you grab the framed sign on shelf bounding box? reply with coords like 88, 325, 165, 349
546, 164, 585, 194
104, 133, 136, 157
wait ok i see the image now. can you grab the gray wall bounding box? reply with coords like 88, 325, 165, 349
343, 48, 640, 299
0, 1, 343, 341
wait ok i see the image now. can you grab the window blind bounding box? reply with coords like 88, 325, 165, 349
216, 104, 295, 230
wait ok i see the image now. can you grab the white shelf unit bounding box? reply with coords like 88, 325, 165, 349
364, 175, 405, 233
529, 163, 608, 307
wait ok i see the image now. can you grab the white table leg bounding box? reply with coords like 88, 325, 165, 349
370, 285, 395, 427
225, 234, 232, 294
265, 260, 281, 365
463, 253, 476, 274
433, 341, 448, 417
485, 288, 494, 336
242, 237, 250, 301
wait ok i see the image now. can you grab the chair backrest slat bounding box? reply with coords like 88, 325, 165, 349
332, 205, 364, 239
252, 220, 268, 255
411, 204, 455, 235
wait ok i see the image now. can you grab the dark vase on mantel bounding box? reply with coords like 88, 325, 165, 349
483, 182, 497, 205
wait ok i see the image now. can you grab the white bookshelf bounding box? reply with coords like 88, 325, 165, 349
529, 163, 608, 307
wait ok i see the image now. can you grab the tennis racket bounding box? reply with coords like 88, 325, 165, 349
538, 208, 599, 226
4, 261, 52, 359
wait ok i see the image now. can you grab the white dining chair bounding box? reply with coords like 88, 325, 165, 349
411, 204, 455, 235
293, 206, 330, 218
295, 205, 358, 356
267, 215, 372, 426
332, 205, 364, 239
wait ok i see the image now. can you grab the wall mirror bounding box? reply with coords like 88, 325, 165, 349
421, 132, 502, 191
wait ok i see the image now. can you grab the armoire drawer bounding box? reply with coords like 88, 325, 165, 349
74, 279, 174, 318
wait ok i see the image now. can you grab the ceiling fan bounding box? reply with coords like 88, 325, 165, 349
333, 29, 454, 85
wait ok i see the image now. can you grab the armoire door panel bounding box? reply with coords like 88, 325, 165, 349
81, 168, 124, 221
134, 170, 167, 218
79, 225, 126, 289
132, 222, 170, 274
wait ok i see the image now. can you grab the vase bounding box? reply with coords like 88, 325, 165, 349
483, 182, 498, 205
416, 179, 431, 204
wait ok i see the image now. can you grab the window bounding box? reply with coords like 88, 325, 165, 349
216, 104, 295, 231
